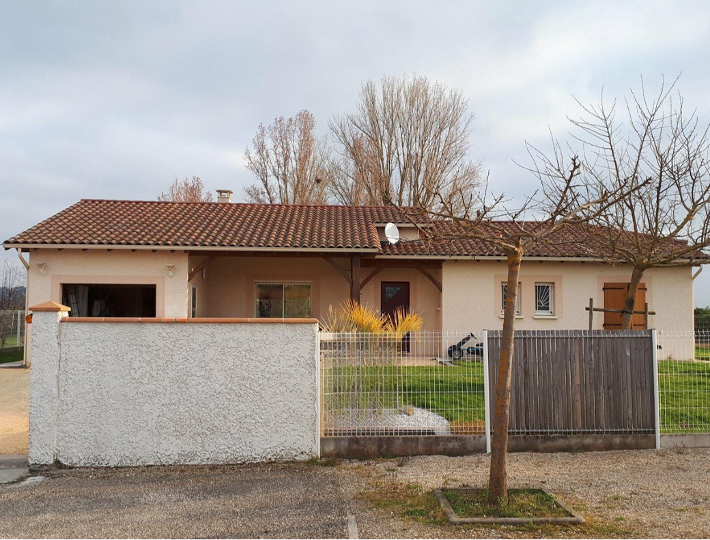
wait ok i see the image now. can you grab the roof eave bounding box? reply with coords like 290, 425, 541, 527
2, 243, 380, 254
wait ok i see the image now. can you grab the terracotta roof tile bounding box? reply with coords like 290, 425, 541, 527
5, 199, 705, 261
3, 199, 423, 251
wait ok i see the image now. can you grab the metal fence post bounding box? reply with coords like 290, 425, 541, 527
652, 329, 661, 449
482, 330, 491, 454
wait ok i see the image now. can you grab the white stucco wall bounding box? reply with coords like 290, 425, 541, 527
29, 313, 320, 466
441, 260, 695, 334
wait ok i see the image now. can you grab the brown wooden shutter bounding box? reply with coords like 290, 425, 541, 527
631, 285, 648, 329
603, 282, 647, 330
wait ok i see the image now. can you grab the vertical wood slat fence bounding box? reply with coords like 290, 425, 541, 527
487, 330, 656, 435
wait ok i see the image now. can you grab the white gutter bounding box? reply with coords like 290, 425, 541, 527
3, 244, 380, 254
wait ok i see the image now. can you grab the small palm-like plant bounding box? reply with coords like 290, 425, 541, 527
383, 307, 424, 337
320, 301, 423, 334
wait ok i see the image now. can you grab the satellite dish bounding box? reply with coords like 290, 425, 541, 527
384, 222, 400, 245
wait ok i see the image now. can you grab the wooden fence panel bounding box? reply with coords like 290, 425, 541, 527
487, 330, 654, 434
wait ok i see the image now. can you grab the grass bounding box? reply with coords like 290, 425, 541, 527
658, 359, 710, 433
442, 488, 570, 519
0, 348, 23, 364
324, 358, 709, 434
323, 361, 486, 428
0, 336, 23, 348
361, 478, 639, 538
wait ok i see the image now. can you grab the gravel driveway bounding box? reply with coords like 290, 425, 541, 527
0, 368, 29, 455
1, 449, 709, 538
343, 449, 710, 538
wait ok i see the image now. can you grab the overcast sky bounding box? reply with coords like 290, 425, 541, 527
3, 0, 710, 304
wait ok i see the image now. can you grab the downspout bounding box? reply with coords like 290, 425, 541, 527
692, 266, 703, 280
16, 248, 29, 270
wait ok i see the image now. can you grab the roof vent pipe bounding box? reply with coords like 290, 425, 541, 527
216, 189, 233, 203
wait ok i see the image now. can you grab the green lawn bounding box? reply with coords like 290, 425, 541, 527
323, 359, 710, 434
659, 359, 710, 433
0, 348, 23, 364
322, 361, 486, 432
0, 336, 23, 348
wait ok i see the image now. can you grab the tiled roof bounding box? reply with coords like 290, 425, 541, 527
3, 199, 425, 251
4, 199, 705, 261
381, 221, 593, 258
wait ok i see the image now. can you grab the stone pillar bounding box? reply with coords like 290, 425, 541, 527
28, 301, 70, 466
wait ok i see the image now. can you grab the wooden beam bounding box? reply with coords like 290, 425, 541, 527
360, 268, 383, 289
350, 255, 361, 303
417, 268, 442, 292
188, 255, 218, 282
323, 257, 351, 285
361, 259, 442, 269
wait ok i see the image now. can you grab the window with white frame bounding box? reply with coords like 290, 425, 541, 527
535, 283, 554, 316
255, 283, 312, 318
501, 282, 522, 316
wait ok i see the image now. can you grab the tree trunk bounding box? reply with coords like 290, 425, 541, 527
620, 266, 646, 330
487, 248, 523, 505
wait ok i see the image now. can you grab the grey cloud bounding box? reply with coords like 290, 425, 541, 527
2, 0, 710, 303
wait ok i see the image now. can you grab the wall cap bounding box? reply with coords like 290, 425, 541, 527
29, 301, 71, 312
61, 317, 319, 324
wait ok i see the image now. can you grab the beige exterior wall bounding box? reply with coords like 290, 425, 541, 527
188, 256, 443, 330
442, 260, 694, 334
26, 249, 189, 318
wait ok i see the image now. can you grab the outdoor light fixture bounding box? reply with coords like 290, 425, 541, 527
36, 262, 46, 276
166, 264, 175, 278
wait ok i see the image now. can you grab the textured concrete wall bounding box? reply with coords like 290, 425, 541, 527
29, 318, 320, 467
28, 310, 66, 465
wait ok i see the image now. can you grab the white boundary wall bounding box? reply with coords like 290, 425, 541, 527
29, 310, 320, 467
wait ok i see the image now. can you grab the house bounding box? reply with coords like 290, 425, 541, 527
3, 192, 699, 363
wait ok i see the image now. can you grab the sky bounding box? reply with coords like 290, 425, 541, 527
2, 0, 710, 304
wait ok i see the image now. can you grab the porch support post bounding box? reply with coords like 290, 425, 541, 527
350, 255, 361, 304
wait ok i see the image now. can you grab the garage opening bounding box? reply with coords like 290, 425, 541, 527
61, 284, 157, 318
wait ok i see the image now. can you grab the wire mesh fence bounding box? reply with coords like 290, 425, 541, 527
656, 330, 710, 434
0, 309, 25, 365
320, 331, 487, 436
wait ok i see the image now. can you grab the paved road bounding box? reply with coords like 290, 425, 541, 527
0, 462, 355, 539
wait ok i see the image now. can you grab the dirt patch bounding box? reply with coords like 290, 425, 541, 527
0, 368, 29, 455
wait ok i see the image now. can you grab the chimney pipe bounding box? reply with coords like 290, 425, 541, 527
216, 189, 233, 203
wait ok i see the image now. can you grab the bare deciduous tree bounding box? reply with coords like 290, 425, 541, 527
244, 110, 331, 205
400, 142, 641, 506
158, 176, 213, 202
0, 260, 26, 349
568, 78, 710, 329
330, 74, 481, 213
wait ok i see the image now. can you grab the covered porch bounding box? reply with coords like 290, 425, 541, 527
186, 251, 443, 331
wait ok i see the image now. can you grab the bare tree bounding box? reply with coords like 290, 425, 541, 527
0, 260, 26, 350
158, 176, 213, 202
244, 110, 331, 205
330, 74, 481, 213
568, 78, 710, 329
398, 143, 640, 505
